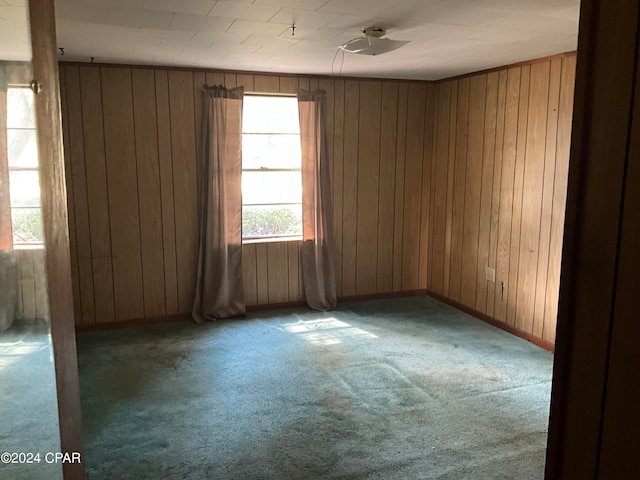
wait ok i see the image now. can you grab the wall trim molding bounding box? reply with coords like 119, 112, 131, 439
75, 288, 555, 354
432, 51, 577, 83
75, 313, 192, 333
426, 291, 555, 353
59, 51, 577, 86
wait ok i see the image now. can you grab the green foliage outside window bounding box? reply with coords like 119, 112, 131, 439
242, 208, 302, 238
11, 208, 44, 244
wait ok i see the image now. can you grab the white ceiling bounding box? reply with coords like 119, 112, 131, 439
2, 0, 579, 80
0, 0, 31, 62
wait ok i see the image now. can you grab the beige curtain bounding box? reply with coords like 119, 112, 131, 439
298, 89, 337, 311
192, 85, 245, 321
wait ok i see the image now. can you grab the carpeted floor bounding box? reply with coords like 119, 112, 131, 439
0, 322, 62, 480
77, 296, 553, 479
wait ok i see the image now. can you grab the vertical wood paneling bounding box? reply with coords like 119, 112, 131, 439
132, 69, 165, 318
59, 67, 83, 321
168, 70, 198, 314
224, 73, 237, 88
449, 78, 470, 301
532, 58, 561, 338
419, 85, 435, 288
253, 75, 279, 93
287, 241, 300, 302
486, 70, 508, 317
242, 244, 258, 306
494, 68, 521, 322
342, 80, 359, 296
507, 65, 530, 328
256, 243, 268, 305
475, 72, 498, 314
402, 83, 426, 290
79, 67, 115, 323
64, 66, 95, 324
101, 67, 144, 321
332, 79, 345, 296
237, 74, 254, 91
376, 82, 398, 292
33, 249, 48, 320
279, 76, 298, 94
515, 62, 549, 333
429, 55, 575, 346
392, 83, 408, 291
205, 71, 225, 86
267, 242, 289, 304
443, 82, 458, 297
460, 75, 486, 306
18, 249, 36, 319
543, 55, 576, 342
430, 82, 450, 294
155, 70, 179, 316
356, 81, 381, 295
62, 60, 573, 340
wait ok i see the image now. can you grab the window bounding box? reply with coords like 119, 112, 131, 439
241, 95, 302, 242
6, 87, 43, 247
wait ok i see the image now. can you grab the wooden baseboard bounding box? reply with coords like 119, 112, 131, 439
74, 289, 554, 354
338, 289, 429, 303
246, 301, 306, 312
426, 291, 555, 353
75, 313, 192, 333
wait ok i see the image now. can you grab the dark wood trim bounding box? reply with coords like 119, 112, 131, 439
339, 289, 429, 303
75, 313, 191, 332
29, 1, 87, 479
434, 51, 577, 83
59, 53, 577, 86
545, 1, 640, 479
427, 291, 555, 353
58, 61, 433, 86
246, 301, 307, 312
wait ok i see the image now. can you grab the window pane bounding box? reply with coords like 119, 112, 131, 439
242, 134, 301, 170
242, 171, 302, 205
242, 96, 299, 134
9, 171, 41, 207
8, 129, 38, 168
7, 88, 36, 129
11, 208, 44, 244
242, 205, 302, 239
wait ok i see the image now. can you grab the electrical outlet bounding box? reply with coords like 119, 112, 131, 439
486, 267, 495, 282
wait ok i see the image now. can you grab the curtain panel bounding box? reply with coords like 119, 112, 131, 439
192, 85, 245, 321
297, 89, 337, 311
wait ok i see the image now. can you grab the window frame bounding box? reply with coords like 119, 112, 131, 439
241, 92, 303, 244
6, 85, 43, 249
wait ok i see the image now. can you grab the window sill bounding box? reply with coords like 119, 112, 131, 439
13, 244, 45, 250
242, 236, 302, 245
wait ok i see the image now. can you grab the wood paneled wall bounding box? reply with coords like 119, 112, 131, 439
15, 248, 49, 321
59, 64, 435, 326
427, 54, 576, 344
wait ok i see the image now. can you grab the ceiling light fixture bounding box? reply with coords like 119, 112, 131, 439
339, 26, 409, 56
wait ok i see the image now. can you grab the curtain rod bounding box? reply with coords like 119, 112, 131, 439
244, 91, 296, 97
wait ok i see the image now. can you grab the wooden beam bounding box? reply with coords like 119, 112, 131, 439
28, 1, 87, 478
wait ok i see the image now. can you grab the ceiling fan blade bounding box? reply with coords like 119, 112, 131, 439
340, 37, 410, 56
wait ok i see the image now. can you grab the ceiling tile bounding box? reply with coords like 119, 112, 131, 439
268, 8, 340, 28
169, 13, 234, 32
49, 0, 581, 81
143, 0, 216, 16
254, 0, 331, 11
192, 30, 249, 44
318, 0, 402, 16
208, 1, 284, 22
227, 19, 291, 36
